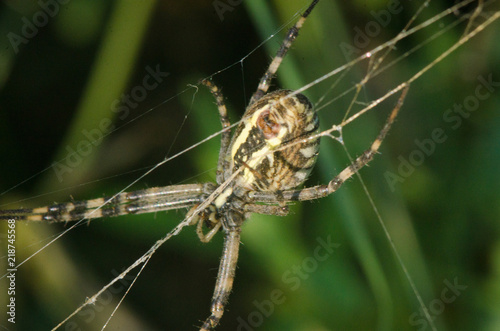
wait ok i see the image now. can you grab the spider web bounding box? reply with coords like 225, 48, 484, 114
0, 0, 499, 330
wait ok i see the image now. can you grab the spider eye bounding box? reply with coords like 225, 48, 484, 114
256, 110, 281, 139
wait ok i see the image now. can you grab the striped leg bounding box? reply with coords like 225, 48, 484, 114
0, 183, 214, 222
249, 0, 320, 105
201, 79, 232, 185
200, 227, 241, 331
249, 86, 409, 203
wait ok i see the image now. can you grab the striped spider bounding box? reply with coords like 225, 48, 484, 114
1, 0, 409, 329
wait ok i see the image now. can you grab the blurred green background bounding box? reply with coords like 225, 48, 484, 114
0, 0, 499, 330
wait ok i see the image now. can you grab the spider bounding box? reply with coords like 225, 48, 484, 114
0, 0, 410, 329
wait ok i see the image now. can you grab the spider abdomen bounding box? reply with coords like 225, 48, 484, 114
228, 90, 320, 192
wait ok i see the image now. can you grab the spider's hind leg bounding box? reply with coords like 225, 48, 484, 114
249, 0, 320, 104
201, 79, 232, 185
249, 85, 410, 203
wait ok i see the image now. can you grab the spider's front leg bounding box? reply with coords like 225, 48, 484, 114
200, 225, 241, 331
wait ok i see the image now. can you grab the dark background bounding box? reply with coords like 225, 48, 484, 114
1, 0, 499, 330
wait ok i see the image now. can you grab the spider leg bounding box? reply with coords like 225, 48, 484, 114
244, 203, 289, 216
200, 226, 241, 331
249, 0, 320, 105
249, 86, 409, 203
202, 79, 232, 185
0, 183, 213, 222
197, 221, 222, 243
